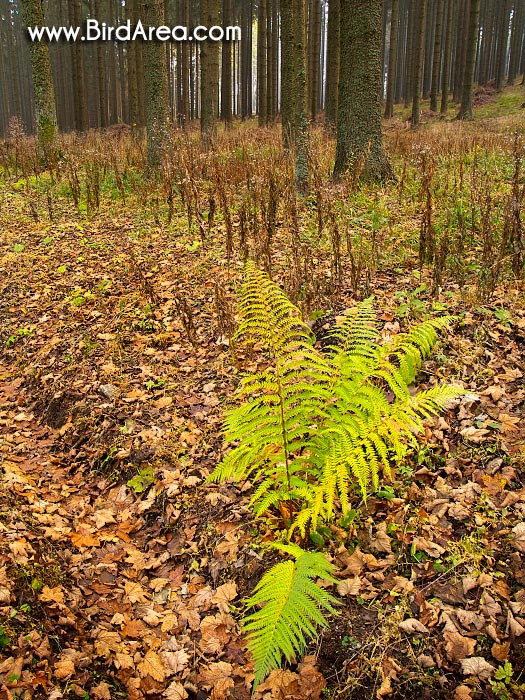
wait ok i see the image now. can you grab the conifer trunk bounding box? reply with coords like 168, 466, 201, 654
456, 0, 480, 119
324, 0, 340, 130
142, 0, 170, 168
20, 0, 57, 163
385, 0, 400, 118
334, 0, 393, 181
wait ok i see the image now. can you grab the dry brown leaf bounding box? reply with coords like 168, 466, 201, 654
161, 649, 189, 675
412, 536, 445, 558
417, 655, 435, 668
39, 585, 65, 605
70, 530, 101, 548
460, 657, 495, 679
370, 523, 392, 553
337, 577, 362, 597
94, 629, 122, 657
460, 426, 490, 443
399, 618, 429, 635
92, 508, 116, 529
454, 685, 473, 700
91, 682, 112, 700
257, 668, 301, 697
211, 581, 237, 612
511, 522, 525, 553
54, 657, 76, 679
164, 682, 189, 700
444, 630, 476, 662
198, 661, 234, 700
506, 610, 525, 637
138, 650, 165, 682
124, 580, 150, 604
161, 613, 179, 633
114, 652, 135, 670
491, 641, 510, 661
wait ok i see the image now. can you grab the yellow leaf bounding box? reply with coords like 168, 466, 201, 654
138, 650, 165, 682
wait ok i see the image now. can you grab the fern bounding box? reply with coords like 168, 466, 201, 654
209, 263, 465, 535
243, 545, 337, 688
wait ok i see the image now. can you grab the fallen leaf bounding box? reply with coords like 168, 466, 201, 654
491, 642, 510, 661
164, 682, 189, 700
39, 585, 65, 605
460, 657, 495, 679
138, 650, 165, 682
399, 618, 429, 635
444, 631, 476, 662
161, 649, 189, 675
124, 580, 150, 604
337, 577, 362, 596
511, 522, 525, 553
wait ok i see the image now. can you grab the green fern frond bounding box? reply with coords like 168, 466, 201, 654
243, 547, 337, 688
210, 265, 464, 536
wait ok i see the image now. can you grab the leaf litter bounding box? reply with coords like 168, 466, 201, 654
1, 150, 525, 700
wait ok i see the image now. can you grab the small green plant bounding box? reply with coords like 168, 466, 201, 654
0, 627, 10, 648
490, 662, 525, 700
209, 263, 464, 536
127, 466, 155, 493
243, 544, 337, 687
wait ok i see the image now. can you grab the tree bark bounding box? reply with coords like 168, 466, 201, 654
411, 0, 427, 126
142, 0, 170, 168
257, 0, 268, 125
440, 0, 454, 112
20, 0, 57, 163
221, 0, 233, 126
385, 0, 400, 117
430, 0, 444, 111
200, 0, 219, 146
457, 0, 480, 118
334, 0, 393, 181
325, 0, 340, 130
294, 0, 309, 191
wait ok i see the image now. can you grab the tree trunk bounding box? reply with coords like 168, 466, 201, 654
440, 0, 454, 112
430, 0, 444, 111
20, 0, 57, 163
257, 0, 268, 125
281, 0, 294, 147
221, 0, 233, 126
95, 0, 107, 127
334, 0, 393, 181
507, 1, 523, 85
290, 0, 309, 192
200, 0, 219, 147
325, 0, 340, 130
71, 0, 87, 130
457, 0, 480, 118
385, 0, 400, 118
411, 0, 427, 126
308, 0, 322, 119
142, 0, 170, 168
495, 0, 511, 90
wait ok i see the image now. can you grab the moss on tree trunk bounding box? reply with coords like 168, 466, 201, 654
142, 0, 170, 169
21, 0, 58, 166
333, 0, 393, 182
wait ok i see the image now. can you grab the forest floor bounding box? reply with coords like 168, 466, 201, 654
1, 91, 525, 700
